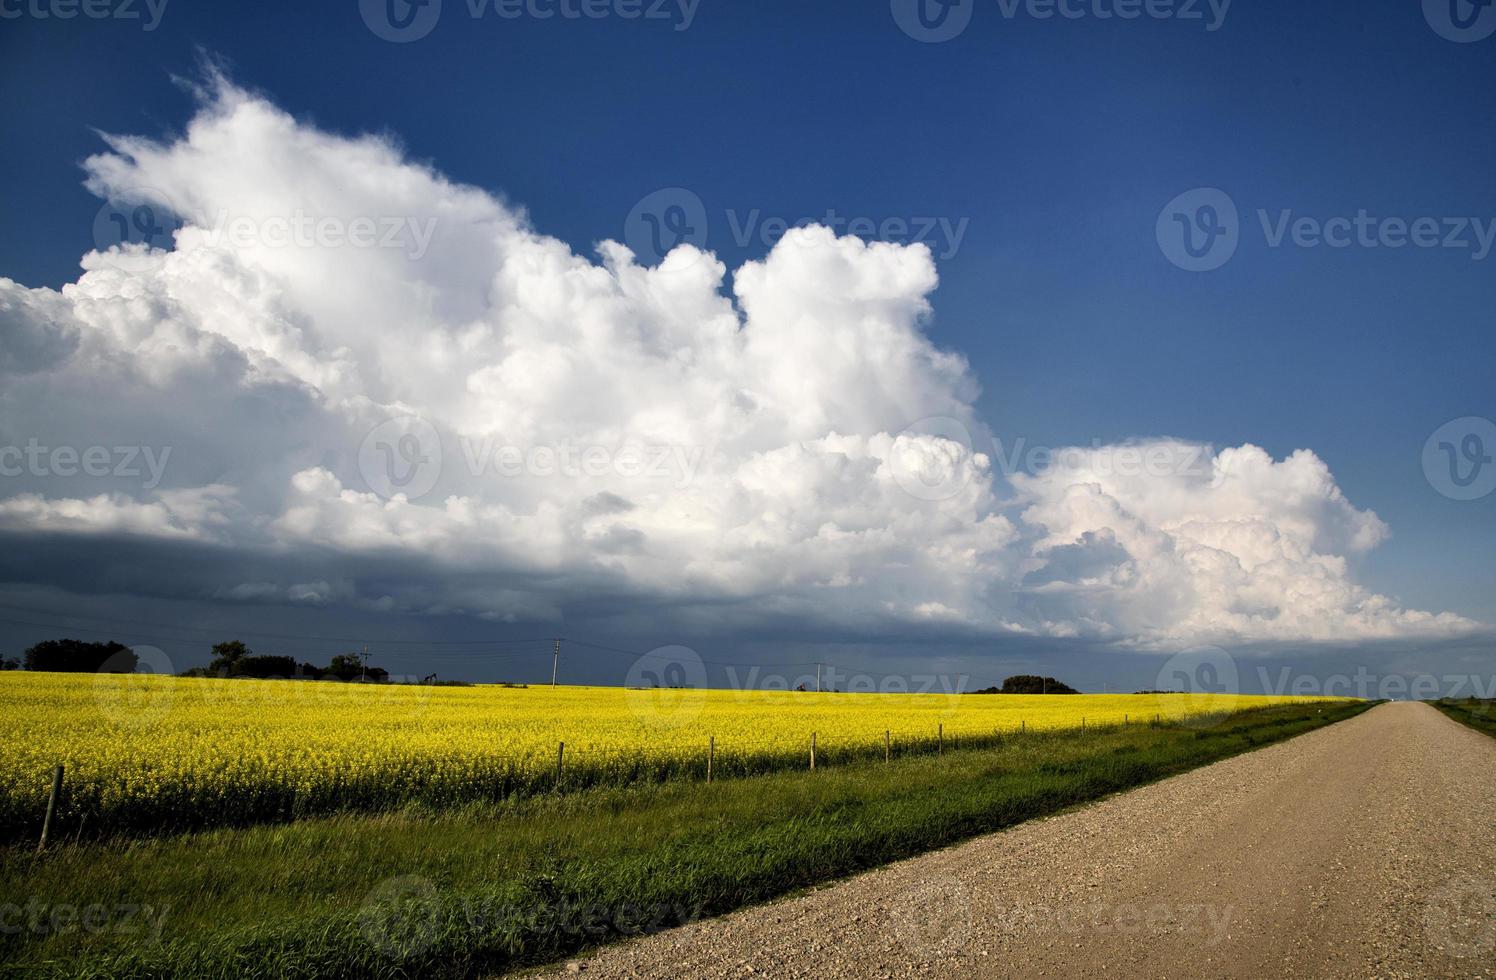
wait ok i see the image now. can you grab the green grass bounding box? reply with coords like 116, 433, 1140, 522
1430, 698, 1496, 738
0, 701, 1369, 979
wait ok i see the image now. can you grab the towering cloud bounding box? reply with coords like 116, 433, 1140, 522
0, 74, 1476, 647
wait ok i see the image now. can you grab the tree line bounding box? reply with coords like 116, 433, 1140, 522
5, 640, 1082, 694
970, 675, 1081, 695
183, 640, 390, 681
4, 638, 390, 681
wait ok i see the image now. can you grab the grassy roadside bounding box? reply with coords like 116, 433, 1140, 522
1, 701, 1370, 979
1430, 698, 1496, 738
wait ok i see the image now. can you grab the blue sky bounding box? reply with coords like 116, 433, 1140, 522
0, 0, 1492, 693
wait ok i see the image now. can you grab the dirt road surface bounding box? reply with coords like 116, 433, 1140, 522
538, 702, 1495, 979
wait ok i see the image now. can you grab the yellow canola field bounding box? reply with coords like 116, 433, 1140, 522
0, 672, 1344, 837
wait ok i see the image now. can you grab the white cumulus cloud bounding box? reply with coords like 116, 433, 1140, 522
0, 73, 1477, 649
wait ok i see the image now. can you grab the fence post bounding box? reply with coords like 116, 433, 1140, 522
1081, 717, 1086, 735
37, 765, 63, 854
938, 723, 944, 756
556, 741, 565, 786
885, 729, 890, 763
707, 736, 714, 784
810, 732, 817, 771
1020, 719, 1025, 735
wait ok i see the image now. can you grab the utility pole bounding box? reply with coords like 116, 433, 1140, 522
551, 638, 560, 687
361, 644, 368, 682
816, 662, 822, 693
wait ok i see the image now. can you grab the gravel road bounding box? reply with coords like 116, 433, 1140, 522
537, 702, 1495, 979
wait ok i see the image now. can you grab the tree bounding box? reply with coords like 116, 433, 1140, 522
971, 675, 1081, 695
324, 653, 364, 680
23, 639, 137, 673
229, 655, 299, 679
208, 640, 253, 676
0, 656, 20, 671
321, 653, 386, 682
1001, 675, 1080, 695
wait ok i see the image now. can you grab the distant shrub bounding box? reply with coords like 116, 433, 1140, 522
22, 639, 137, 673
228, 655, 300, 679
320, 653, 388, 682
971, 675, 1080, 695
197, 643, 390, 682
